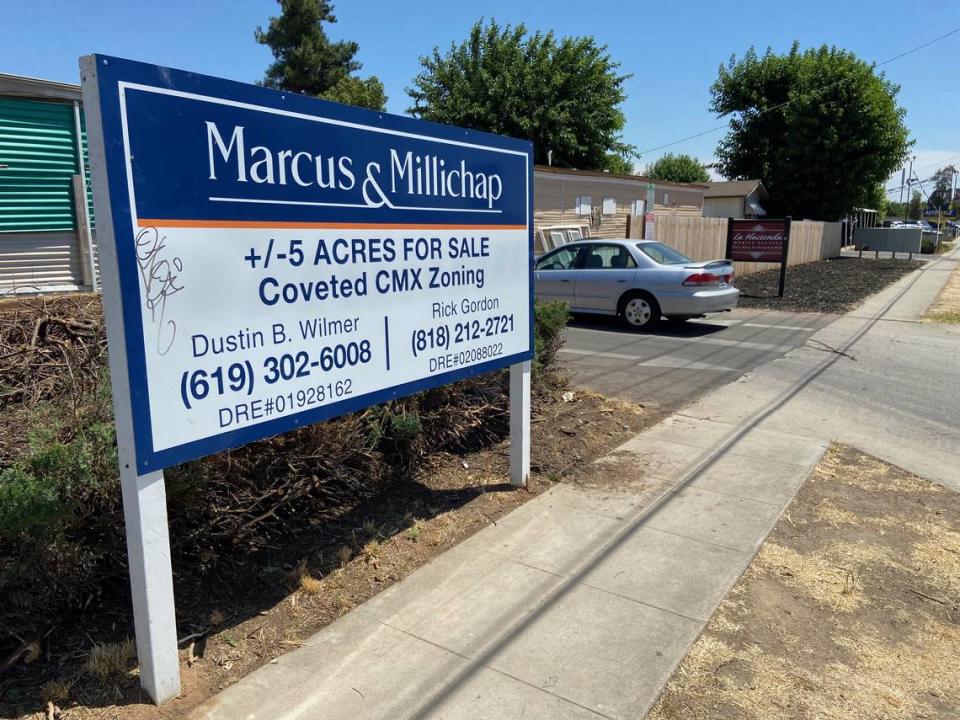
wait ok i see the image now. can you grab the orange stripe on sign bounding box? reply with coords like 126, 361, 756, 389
138, 219, 527, 231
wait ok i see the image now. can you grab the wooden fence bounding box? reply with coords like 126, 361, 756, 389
654, 216, 842, 276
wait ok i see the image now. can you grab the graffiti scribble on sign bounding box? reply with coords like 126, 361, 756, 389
135, 227, 183, 356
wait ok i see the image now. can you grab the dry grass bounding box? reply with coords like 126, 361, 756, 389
926, 310, 960, 323
924, 263, 960, 323
912, 524, 960, 598
813, 449, 942, 494
297, 559, 323, 596
753, 541, 875, 612
83, 639, 136, 683
649, 445, 960, 720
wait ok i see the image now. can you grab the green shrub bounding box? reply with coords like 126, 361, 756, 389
533, 300, 570, 387
0, 418, 118, 543
0, 466, 65, 540
389, 411, 422, 441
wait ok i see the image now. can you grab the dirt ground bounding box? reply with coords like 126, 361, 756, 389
736, 257, 922, 313
649, 444, 960, 720
5, 390, 656, 720
924, 262, 960, 323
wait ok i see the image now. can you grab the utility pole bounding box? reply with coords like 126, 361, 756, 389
899, 167, 906, 210
949, 166, 957, 215
941, 166, 957, 238
906, 156, 916, 219
938, 171, 944, 237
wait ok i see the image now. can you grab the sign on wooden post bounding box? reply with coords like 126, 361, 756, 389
80, 54, 534, 703
726, 217, 792, 297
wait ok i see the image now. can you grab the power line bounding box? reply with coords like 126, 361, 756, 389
884, 156, 960, 196
637, 27, 960, 157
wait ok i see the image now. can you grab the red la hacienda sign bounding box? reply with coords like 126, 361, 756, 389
726, 219, 790, 263
725, 216, 792, 298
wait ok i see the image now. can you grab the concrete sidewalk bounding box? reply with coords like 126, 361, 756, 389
194, 425, 825, 720
192, 250, 957, 720
680, 247, 960, 491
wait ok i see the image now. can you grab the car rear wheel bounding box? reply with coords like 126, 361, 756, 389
619, 292, 661, 330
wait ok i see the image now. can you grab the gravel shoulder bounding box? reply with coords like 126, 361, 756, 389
649, 444, 960, 720
736, 257, 923, 313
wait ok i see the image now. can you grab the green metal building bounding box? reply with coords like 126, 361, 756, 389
0, 73, 98, 294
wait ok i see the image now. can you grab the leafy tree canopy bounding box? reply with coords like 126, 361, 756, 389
863, 183, 887, 217
928, 166, 956, 210
602, 154, 636, 175
256, 0, 387, 110
322, 75, 388, 111
407, 19, 635, 170
711, 43, 911, 220
909, 189, 923, 220
644, 153, 711, 184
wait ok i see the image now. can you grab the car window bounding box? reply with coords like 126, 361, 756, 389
636, 242, 693, 265
583, 244, 637, 270
536, 246, 579, 271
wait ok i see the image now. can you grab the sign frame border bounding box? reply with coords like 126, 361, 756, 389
84, 54, 535, 474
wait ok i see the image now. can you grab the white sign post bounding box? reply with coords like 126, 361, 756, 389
81, 57, 182, 703
80, 54, 534, 703
510, 361, 531, 487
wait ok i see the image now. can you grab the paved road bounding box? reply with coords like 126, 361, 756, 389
561, 308, 836, 412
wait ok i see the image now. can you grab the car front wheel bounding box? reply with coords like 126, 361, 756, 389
620, 292, 661, 330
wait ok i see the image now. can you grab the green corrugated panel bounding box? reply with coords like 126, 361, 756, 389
0, 96, 81, 233
79, 109, 95, 229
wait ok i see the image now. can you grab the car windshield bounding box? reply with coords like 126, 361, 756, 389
636, 242, 693, 265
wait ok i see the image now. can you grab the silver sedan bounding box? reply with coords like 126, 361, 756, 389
534, 239, 739, 329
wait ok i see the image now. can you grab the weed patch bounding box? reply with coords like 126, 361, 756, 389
0, 295, 574, 709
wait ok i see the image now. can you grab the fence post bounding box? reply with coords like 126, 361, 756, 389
778, 217, 791, 298
71, 175, 96, 289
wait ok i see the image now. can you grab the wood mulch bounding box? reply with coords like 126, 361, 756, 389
736, 257, 922, 314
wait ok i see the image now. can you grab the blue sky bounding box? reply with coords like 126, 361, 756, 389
5, 0, 956, 196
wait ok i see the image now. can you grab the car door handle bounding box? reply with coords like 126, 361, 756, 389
561, 279, 571, 283
617, 279, 628, 283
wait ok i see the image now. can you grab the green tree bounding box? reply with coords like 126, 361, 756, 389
711, 43, 911, 220
644, 153, 711, 184
322, 75, 388, 111
256, 0, 359, 94
407, 19, 634, 170
863, 183, 887, 217
908, 189, 922, 220
602, 154, 636, 175
886, 200, 907, 219
256, 1, 388, 111
928, 166, 956, 210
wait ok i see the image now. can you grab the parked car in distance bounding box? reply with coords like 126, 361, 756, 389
534, 239, 739, 330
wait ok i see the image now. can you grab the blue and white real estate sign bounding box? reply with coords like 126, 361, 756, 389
83, 56, 533, 472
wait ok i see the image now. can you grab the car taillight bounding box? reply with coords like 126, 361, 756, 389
683, 272, 721, 286
725, 269, 735, 284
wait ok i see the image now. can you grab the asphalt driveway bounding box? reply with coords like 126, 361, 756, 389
561, 308, 836, 412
